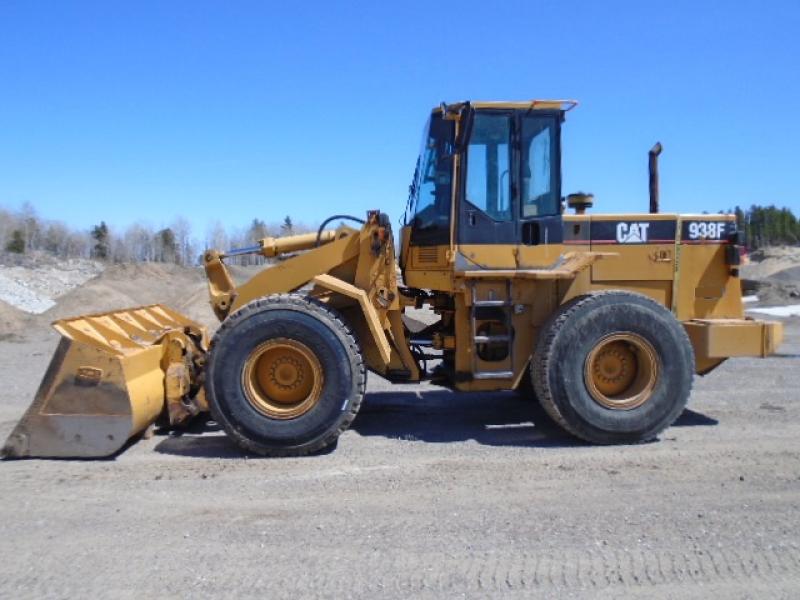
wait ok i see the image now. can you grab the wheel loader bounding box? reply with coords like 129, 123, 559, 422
2, 100, 784, 459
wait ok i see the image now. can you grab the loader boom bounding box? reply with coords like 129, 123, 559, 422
204, 211, 420, 380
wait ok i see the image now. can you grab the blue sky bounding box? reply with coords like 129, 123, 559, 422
1, 1, 798, 236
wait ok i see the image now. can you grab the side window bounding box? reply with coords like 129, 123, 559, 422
465, 114, 512, 222
521, 117, 559, 217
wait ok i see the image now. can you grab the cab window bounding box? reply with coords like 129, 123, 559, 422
464, 113, 512, 222
521, 116, 559, 217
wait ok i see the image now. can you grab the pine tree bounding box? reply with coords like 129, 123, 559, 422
91, 221, 110, 260
5, 230, 25, 253
156, 227, 178, 262
280, 216, 294, 236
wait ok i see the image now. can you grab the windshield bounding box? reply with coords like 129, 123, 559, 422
405, 114, 455, 245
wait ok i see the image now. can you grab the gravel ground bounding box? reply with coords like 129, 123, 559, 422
0, 320, 799, 599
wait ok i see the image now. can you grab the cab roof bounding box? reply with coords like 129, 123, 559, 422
434, 99, 578, 113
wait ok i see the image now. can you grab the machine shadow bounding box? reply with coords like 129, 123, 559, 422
153, 419, 243, 459
352, 392, 717, 447
352, 390, 578, 448
153, 390, 718, 458
672, 408, 719, 427
153, 416, 340, 459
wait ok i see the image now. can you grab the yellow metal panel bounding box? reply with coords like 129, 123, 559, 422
403, 268, 454, 292
459, 252, 609, 280
684, 318, 784, 359
674, 242, 743, 321
517, 243, 568, 268
312, 274, 392, 365
591, 244, 674, 281
457, 244, 517, 270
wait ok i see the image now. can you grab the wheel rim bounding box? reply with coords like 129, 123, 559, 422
584, 333, 659, 410
242, 338, 323, 419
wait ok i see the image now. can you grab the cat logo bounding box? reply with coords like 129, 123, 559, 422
616, 222, 650, 244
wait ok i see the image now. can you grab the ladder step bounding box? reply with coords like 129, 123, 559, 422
472, 370, 514, 380
472, 300, 512, 307
474, 335, 511, 344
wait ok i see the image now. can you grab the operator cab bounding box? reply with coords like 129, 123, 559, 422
400, 100, 576, 286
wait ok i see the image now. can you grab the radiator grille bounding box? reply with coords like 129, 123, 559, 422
416, 247, 440, 264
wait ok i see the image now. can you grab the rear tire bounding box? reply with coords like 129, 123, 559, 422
206, 294, 366, 456
532, 291, 694, 444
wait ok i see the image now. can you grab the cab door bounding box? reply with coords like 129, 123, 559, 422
455, 110, 564, 270
456, 111, 517, 269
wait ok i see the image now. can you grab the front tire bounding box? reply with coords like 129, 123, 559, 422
532, 291, 694, 444
206, 294, 366, 456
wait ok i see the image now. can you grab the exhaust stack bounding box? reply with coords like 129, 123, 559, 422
649, 142, 662, 214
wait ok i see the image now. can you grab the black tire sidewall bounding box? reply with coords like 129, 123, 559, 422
545, 294, 693, 442
208, 302, 359, 451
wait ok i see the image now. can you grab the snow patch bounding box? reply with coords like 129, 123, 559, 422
747, 304, 800, 317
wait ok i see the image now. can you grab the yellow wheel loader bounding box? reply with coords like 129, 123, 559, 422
2, 100, 784, 458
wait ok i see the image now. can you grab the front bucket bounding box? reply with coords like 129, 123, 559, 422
2, 305, 206, 459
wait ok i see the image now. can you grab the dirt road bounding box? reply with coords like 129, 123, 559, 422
1, 321, 799, 599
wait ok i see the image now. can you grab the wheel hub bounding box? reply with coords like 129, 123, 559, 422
271, 356, 305, 390
592, 347, 633, 388
242, 338, 323, 419
585, 333, 659, 410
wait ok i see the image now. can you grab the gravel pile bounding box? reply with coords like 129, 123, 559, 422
0, 259, 103, 314
739, 246, 800, 305
741, 245, 800, 280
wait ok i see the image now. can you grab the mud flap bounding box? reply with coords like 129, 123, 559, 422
2, 305, 207, 459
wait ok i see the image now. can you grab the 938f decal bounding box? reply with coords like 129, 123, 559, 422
681, 220, 735, 243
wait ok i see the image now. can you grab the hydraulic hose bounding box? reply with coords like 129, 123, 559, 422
315, 214, 366, 247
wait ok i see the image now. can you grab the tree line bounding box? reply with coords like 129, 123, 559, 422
1, 203, 305, 266
732, 205, 800, 249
